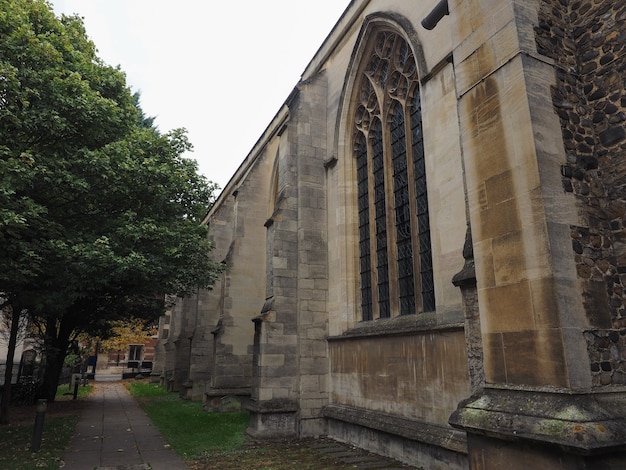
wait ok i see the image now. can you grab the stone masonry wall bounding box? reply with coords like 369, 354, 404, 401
293, 74, 330, 437
536, 0, 626, 386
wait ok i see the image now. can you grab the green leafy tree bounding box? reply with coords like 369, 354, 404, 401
0, 0, 221, 420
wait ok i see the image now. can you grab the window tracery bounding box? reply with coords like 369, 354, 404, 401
353, 30, 434, 320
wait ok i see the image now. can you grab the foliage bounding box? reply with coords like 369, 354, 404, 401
55, 383, 93, 400
0, 414, 78, 470
62, 352, 80, 368
0, 0, 223, 404
98, 318, 155, 353
0, 1, 136, 307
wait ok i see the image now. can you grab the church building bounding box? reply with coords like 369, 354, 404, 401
153, 1, 626, 468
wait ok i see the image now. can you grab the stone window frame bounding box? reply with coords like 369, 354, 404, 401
265, 148, 281, 225
351, 28, 435, 322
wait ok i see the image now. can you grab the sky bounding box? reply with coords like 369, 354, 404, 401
50, 1, 351, 191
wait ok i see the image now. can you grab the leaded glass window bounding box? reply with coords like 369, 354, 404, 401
353, 30, 434, 320
356, 133, 373, 321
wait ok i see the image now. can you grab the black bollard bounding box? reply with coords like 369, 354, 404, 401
73, 381, 79, 400
31, 399, 47, 452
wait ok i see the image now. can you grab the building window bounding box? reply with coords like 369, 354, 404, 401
128, 345, 143, 362
353, 30, 434, 320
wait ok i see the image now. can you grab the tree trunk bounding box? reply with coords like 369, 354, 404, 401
40, 351, 67, 402
39, 317, 72, 402
0, 304, 21, 425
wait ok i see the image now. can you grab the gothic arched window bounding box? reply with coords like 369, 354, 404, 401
353, 30, 434, 320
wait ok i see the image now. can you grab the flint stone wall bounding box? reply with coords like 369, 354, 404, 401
537, 0, 626, 387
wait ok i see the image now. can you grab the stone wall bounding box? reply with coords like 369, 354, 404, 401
248, 72, 331, 438
247, 123, 300, 436
585, 328, 626, 386
536, 0, 626, 386
201, 134, 274, 409
329, 327, 470, 425
292, 75, 331, 437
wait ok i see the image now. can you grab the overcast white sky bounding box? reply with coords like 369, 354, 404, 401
51, 1, 350, 191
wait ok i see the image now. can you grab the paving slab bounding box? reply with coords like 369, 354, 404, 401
308, 438, 413, 469
61, 380, 188, 470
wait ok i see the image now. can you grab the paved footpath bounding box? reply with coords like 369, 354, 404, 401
61, 380, 188, 470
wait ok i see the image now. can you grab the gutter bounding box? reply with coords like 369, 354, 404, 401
421, 0, 449, 30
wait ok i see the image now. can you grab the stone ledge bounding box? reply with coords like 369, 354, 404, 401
323, 404, 468, 454
449, 387, 626, 455
327, 313, 463, 340
205, 387, 251, 397
246, 398, 298, 413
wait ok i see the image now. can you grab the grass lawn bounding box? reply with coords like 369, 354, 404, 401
56, 382, 94, 400
125, 381, 248, 458
125, 381, 408, 470
0, 383, 93, 470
